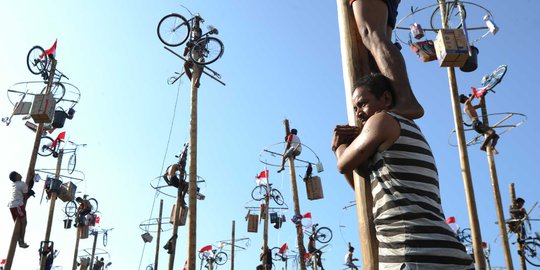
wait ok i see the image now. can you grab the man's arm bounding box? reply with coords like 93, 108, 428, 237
335, 112, 400, 174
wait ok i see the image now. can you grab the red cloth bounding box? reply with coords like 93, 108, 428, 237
256, 170, 269, 180
303, 212, 312, 219
45, 39, 57, 58
199, 245, 212, 253
278, 243, 288, 254
286, 134, 293, 142
446, 216, 456, 224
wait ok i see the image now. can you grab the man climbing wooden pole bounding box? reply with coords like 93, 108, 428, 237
262, 188, 270, 270
155, 200, 164, 270
40, 149, 63, 270
436, 1, 485, 268
480, 97, 514, 270
510, 183, 527, 270
5, 58, 58, 270
282, 119, 307, 270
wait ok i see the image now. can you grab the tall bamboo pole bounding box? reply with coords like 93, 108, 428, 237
5, 58, 58, 270
283, 119, 307, 270
480, 100, 513, 270
155, 200, 164, 270
263, 188, 270, 270
231, 220, 235, 270
509, 183, 527, 270
40, 149, 63, 270
436, 1, 485, 268
335, 1, 378, 269
89, 230, 98, 269
186, 64, 201, 270
72, 227, 81, 270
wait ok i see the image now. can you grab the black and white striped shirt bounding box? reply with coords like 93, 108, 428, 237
368, 112, 473, 269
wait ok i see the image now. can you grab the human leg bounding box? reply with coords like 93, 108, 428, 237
19, 216, 29, 248
351, 0, 423, 119
184, 61, 193, 81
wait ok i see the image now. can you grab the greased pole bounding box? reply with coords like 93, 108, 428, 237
263, 184, 270, 270
71, 226, 81, 270
5, 58, 57, 270
437, 1, 485, 268
155, 200, 164, 270
480, 100, 513, 270
283, 119, 307, 270
40, 149, 63, 270
231, 220, 235, 270
335, 1, 378, 269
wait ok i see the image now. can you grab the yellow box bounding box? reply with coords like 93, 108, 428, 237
434, 29, 469, 67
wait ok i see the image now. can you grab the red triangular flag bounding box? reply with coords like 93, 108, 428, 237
199, 245, 212, 253
51, 131, 66, 149
45, 39, 58, 59
278, 243, 288, 254
446, 216, 456, 224
303, 212, 312, 219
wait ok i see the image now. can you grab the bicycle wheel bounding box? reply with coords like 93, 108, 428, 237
198, 252, 205, 260
38, 136, 55, 157
41, 82, 66, 102
271, 247, 281, 261
67, 153, 77, 174
430, 2, 466, 30
460, 228, 472, 244
271, 189, 285, 206
64, 200, 77, 218
189, 37, 224, 65
524, 240, 540, 267
157, 13, 190, 47
89, 198, 99, 212
251, 185, 266, 201
215, 251, 228, 265
482, 65, 508, 90
27, 46, 48, 75
315, 227, 333, 243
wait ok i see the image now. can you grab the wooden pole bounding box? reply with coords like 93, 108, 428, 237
89, 230, 98, 269
5, 58, 58, 270
187, 64, 201, 270
436, 1, 485, 268
335, 1, 378, 269
40, 149, 63, 270
480, 100, 514, 270
231, 220, 235, 270
510, 183, 527, 270
262, 189, 270, 270
72, 227, 81, 270
282, 119, 307, 270
155, 200, 164, 270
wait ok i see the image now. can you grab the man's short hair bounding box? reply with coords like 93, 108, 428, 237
352, 73, 396, 107
516, 197, 525, 204
291, 129, 297, 135
9, 171, 19, 182
459, 94, 469, 104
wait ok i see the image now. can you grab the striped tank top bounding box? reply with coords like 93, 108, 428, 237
367, 112, 473, 269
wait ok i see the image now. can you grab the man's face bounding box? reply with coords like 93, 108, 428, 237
15, 173, 22, 182
352, 86, 388, 125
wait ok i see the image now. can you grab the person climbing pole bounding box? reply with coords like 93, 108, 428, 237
7, 171, 30, 248
256, 246, 272, 270
349, 0, 424, 120
459, 93, 499, 152
344, 243, 359, 269
277, 128, 302, 173
183, 14, 204, 88
75, 196, 92, 227
163, 144, 189, 205
332, 73, 474, 269
508, 197, 527, 237
307, 234, 325, 270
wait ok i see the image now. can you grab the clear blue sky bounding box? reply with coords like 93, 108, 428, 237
1, 0, 539, 269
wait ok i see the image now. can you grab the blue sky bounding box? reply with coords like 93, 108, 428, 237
1, 0, 539, 269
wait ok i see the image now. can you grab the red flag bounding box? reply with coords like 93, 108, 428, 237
95, 216, 101, 224
303, 212, 312, 219
255, 170, 269, 186
199, 245, 212, 253
446, 216, 456, 224
278, 243, 288, 254
51, 131, 66, 149
45, 39, 58, 59
482, 242, 488, 249
1, 259, 6, 264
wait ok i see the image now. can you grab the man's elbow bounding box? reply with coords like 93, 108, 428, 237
337, 161, 353, 175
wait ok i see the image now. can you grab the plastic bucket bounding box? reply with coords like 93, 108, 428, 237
460, 46, 479, 72
63, 219, 72, 229
52, 110, 67, 128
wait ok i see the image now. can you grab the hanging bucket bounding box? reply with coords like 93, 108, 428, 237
52, 110, 68, 128
63, 219, 72, 229
67, 108, 76, 119
460, 46, 479, 72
